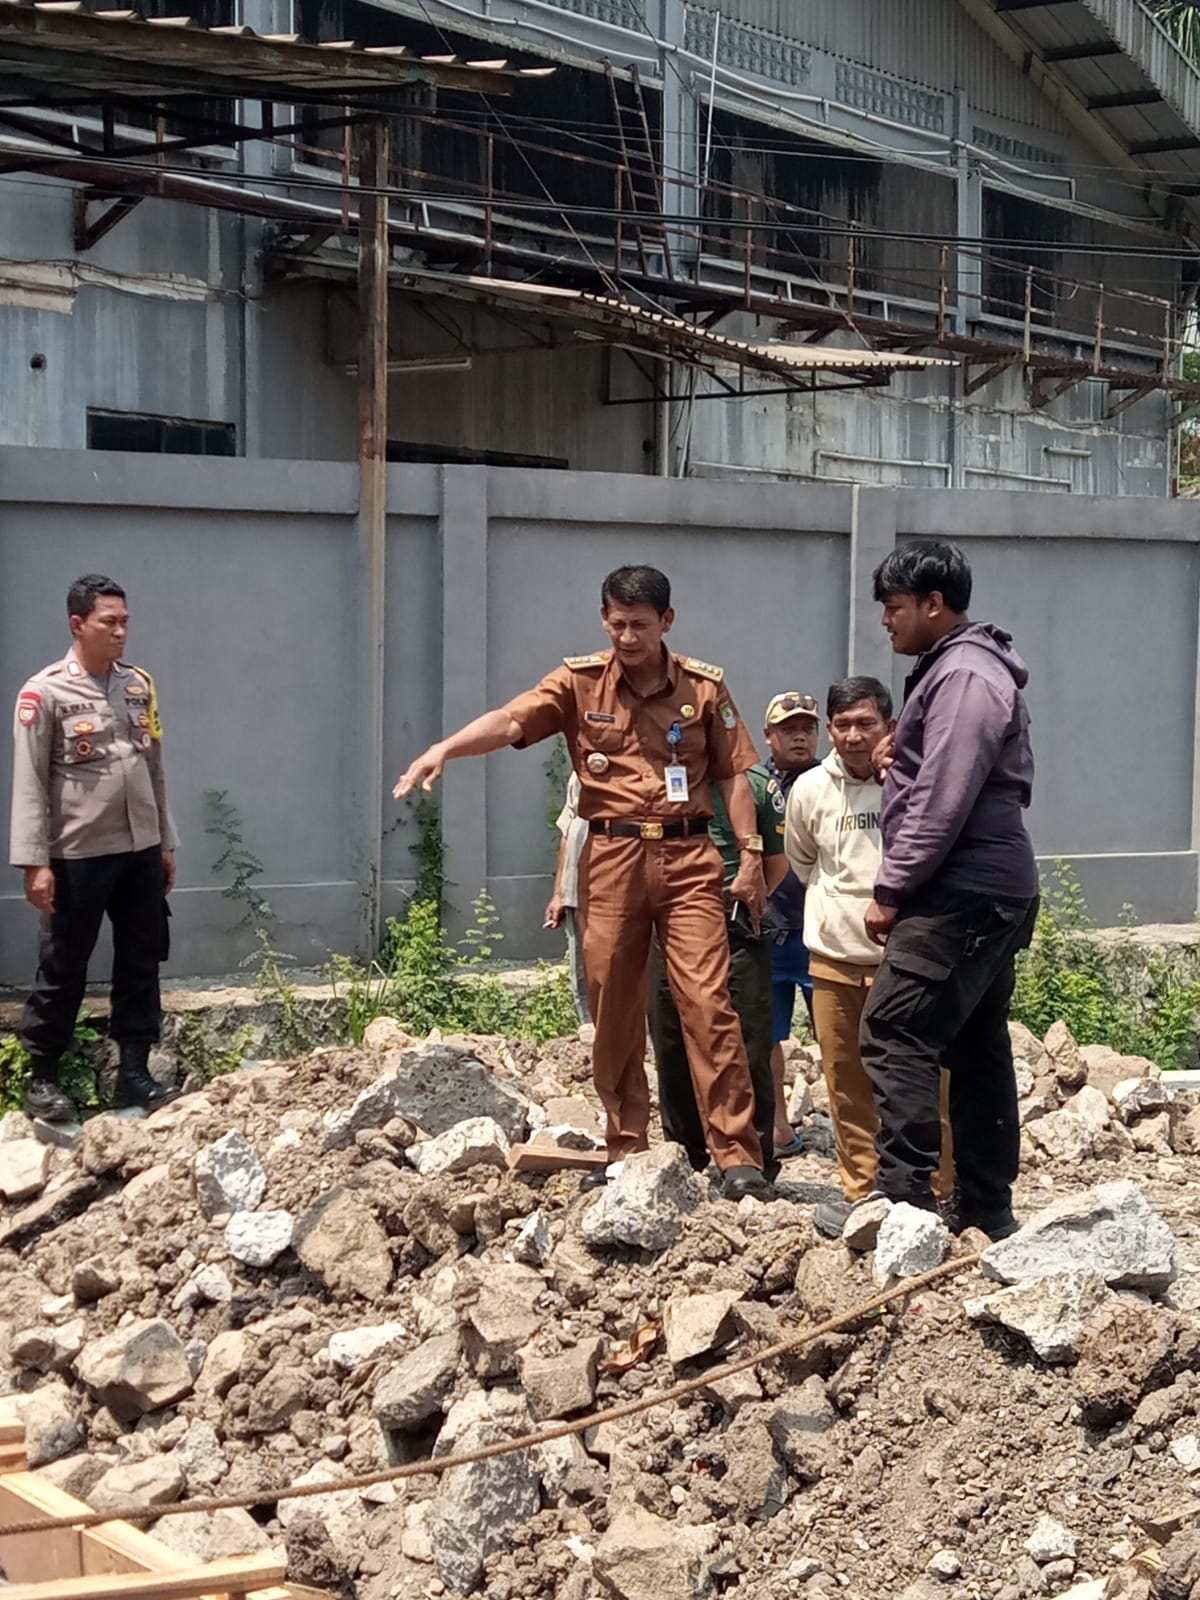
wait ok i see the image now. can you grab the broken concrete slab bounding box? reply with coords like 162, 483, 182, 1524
0, 1137, 51, 1201
378, 1041, 532, 1142
1028, 1109, 1096, 1164
79, 1115, 155, 1178
965, 1269, 1115, 1362
1025, 1513, 1078, 1563
13, 1380, 82, 1467
406, 1116, 511, 1178
517, 1336, 602, 1421
293, 1187, 392, 1299
663, 1289, 743, 1366
10, 1318, 85, 1374
0, 1173, 101, 1251
874, 1203, 948, 1283
225, 1207, 294, 1268
580, 1144, 705, 1252
75, 1317, 194, 1418
842, 1196, 892, 1252
90, 1452, 185, 1512
981, 1179, 1176, 1294
327, 1321, 408, 1373
461, 1263, 543, 1379
1044, 1020, 1086, 1091
509, 1209, 552, 1266
196, 1329, 245, 1399
594, 1506, 718, 1600
373, 1332, 460, 1431
428, 1426, 541, 1595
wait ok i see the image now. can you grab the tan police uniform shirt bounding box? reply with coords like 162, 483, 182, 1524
505, 648, 759, 821
10, 651, 178, 867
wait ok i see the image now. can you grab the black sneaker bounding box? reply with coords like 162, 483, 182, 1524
580, 1170, 608, 1192
24, 1078, 76, 1123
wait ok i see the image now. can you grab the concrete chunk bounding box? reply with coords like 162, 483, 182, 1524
981, 1179, 1176, 1293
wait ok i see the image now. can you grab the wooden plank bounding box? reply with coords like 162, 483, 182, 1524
509, 1143, 607, 1174
0, 1551, 287, 1600
82, 1520, 197, 1576
0, 1473, 83, 1582
0, 1443, 29, 1472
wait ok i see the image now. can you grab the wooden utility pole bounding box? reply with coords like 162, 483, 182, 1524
355, 116, 390, 957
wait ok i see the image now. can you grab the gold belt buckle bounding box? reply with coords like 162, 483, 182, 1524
640, 822, 664, 841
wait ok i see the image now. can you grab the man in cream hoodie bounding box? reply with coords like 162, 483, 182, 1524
785, 677, 952, 1237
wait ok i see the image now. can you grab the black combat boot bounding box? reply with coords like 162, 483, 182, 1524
114, 1041, 182, 1111
23, 1061, 76, 1123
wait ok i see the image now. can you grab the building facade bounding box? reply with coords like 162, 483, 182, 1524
2, 0, 1199, 491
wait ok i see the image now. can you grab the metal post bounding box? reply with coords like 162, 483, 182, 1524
953, 91, 981, 331
1022, 266, 1034, 363
355, 117, 390, 958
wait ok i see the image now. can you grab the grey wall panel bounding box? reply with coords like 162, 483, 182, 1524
0, 453, 1196, 979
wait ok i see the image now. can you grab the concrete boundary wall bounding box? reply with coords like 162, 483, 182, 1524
1, 447, 1197, 984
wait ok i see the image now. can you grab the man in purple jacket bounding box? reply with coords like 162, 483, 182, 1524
858, 541, 1038, 1241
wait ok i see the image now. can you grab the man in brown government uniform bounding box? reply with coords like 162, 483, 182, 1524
394, 564, 773, 1201
9, 574, 181, 1122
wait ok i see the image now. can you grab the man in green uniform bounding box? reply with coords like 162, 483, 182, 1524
648, 765, 791, 1183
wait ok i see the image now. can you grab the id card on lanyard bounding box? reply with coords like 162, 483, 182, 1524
665, 721, 689, 803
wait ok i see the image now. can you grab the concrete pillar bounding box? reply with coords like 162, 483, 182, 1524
847, 486, 896, 682
439, 467, 490, 939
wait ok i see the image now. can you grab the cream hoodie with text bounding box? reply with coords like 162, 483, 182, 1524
784, 751, 883, 968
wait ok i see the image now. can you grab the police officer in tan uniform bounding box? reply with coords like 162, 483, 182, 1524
395, 564, 772, 1202
9, 575, 180, 1121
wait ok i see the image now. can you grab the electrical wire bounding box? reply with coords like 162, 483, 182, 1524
7, 134, 1200, 267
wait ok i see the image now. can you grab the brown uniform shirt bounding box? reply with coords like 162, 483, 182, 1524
10, 651, 177, 867
505, 648, 759, 821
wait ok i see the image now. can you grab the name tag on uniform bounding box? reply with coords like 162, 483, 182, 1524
665, 764, 689, 803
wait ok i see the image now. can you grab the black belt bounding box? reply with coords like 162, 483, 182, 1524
588, 819, 708, 841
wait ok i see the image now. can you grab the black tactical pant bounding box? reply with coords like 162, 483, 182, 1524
20, 846, 166, 1065
859, 885, 1038, 1226
648, 923, 777, 1182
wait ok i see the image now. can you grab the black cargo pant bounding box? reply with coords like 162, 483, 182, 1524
859, 885, 1038, 1226
648, 923, 777, 1183
20, 846, 167, 1065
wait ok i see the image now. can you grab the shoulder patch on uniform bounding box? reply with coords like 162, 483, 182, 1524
129, 665, 163, 740
563, 653, 608, 671
684, 656, 724, 683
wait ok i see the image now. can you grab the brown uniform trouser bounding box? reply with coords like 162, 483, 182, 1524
580, 833, 763, 1172
811, 963, 953, 1202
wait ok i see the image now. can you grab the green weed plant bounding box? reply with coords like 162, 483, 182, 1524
1013, 863, 1200, 1071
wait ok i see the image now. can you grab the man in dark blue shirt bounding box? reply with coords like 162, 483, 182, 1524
756, 692, 821, 1155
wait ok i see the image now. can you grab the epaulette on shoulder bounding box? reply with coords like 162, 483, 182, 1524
563, 652, 608, 671
684, 656, 724, 683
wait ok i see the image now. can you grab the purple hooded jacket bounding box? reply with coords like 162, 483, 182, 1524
874, 623, 1037, 907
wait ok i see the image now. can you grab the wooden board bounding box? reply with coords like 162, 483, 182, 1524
0, 1426, 325, 1600
0, 1552, 286, 1600
508, 1142, 607, 1174
0, 1473, 83, 1584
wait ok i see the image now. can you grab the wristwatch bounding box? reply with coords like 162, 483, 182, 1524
739, 834, 764, 854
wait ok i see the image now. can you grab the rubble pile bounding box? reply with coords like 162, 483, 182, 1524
1, 1017, 1200, 1600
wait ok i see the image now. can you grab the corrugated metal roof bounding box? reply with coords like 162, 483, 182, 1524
0, 0, 554, 105
387, 270, 956, 380
960, 0, 1200, 198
